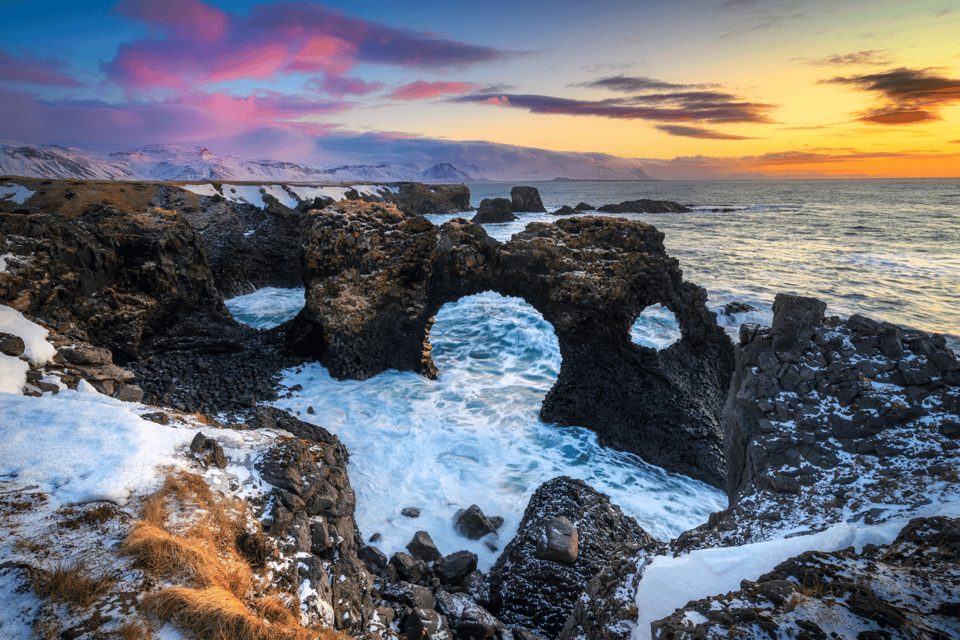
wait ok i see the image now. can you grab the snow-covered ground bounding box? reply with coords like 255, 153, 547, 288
178, 182, 400, 209
0, 183, 35, 204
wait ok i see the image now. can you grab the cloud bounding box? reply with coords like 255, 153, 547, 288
0, 87, 352, 149
0, 49, 87, 88
935, 9, 951, 17
455, 91, 775, 124
808, 50, 891, 66
387, 80, 479, 100
821, 67, 960, 124
716, 0, 758, 9
578, 75, 704, 92
655, 124, 757, 139
304, 74, 384, 97
104, 0, 508, 91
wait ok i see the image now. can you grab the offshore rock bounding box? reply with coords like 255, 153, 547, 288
472, 198, 518, 224
510, 186, 547, 213
381, 182, 473, 216
297, 203, 734, 487
596, 199, 689, 214
488, 477, 651, 637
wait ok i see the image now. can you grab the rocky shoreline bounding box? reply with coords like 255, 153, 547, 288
2, 177, 959, 639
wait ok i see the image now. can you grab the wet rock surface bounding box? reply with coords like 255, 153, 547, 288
651, 517, 960, 639
488, 477, 651, 637
472, 198, 518, 224
595, 199, 689, 214
298, 202, 734, 487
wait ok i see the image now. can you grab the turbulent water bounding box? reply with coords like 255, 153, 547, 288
226, 178, 960, 569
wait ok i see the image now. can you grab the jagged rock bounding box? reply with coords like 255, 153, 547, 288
510, 186, 546, 213
381, 182, 473, 216
406, 530, 442, 562
488, 477, 651, 637
358, 545, 388, 574
384, 581, 435, 610
390, 552, 428, 584
298, 204, 734, 487
405, 607, 453, 640
435, 589, 477, 624
650, 517, 960, 639
770, 294, 826, 361
455, 603, 504, 640
57, 344, 112, 365
596, 199, 689, 213
113, 384, 143, 402
535, 517, 578, 564
434, 550, 479, 586
0, 332, 25, 356
455, 504, 503, 540
551, 206, 578, 216
462, 570, 492, 608
0, 179, 236, 359
721, 301, 760, 316
472, 199, 518, 224
573, 202, 594, 211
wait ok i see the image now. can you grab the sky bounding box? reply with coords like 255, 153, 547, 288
0, 0, 958, 179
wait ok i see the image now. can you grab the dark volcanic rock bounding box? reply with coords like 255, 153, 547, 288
550, 206, 579, 217
650, 517, 960, 639
510, 186, 546, 213
488, 477, 651, 637
298, 203, 734, 487
382, 182, 473, 216
434, 550, 479, 586
0, 332, 25, 357
596, 199, 689, 214
0, 179, 236, 360
472, 198, 518, 224
406, 530, 442, 562
455, 504, 503, 540
574, 202, 594, 211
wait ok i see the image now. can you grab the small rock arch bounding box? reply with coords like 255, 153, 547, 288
296, 201, 734, 489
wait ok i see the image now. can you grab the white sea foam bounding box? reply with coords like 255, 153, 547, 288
225, 287, 305, 329
250, 291, 726, 570
631, 304, 681, 349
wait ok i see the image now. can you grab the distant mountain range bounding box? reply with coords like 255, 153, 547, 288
0, 143, 654, 183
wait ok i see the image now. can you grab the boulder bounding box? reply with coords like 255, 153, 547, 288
390, 552, 428, 584
455, 604, 504, 640
434, 550, 479, 586
550, 206, 578, 216
455, 504, 503, 540
488, 477, 651, 637
383, 581, 435, 610
405, 608, 453, 640
297, 204, 734, 487
406, 530, 442, 562
510, 186, 546, 213
472, 199, 518, 224
573, 202, 594, 211
535, 517, 578, 564
0, 332, 25, 357
462, 570, 492, 608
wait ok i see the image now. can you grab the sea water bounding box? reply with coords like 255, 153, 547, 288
226, 178, 960, 569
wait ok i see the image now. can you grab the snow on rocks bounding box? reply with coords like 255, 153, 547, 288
0, 182, 35, 205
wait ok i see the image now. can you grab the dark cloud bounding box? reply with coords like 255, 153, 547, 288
809, 50, 891, 66
578, 76, 714, 93
822, 67, 960, 124
305, 74, 384, 98
655, 125, 757, 139
755, 150, 927, 165
0, 49, 87, 88
455, 91, 775, 124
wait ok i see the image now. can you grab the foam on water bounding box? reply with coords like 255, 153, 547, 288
632, 304, 682, 349
224, 287, 305, 329
244, 291, 726, 570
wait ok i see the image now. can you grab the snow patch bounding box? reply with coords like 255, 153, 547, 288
262, 185, 299, 209
180, 183, 220, 197
0, 305, 56, 366
0, 391, 197, 506
222, 185, 266, 209
0, 353, 29, 394
0, 183, 35, 204
0, 253, 11, 272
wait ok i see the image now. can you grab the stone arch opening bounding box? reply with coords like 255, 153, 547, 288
630, 303, 682, 350
224, 287, 306, 330
428, 291, 560, 388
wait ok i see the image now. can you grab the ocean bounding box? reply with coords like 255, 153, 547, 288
225, 178, 960, 569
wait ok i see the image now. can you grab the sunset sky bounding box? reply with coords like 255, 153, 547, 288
1, 0, 958, 178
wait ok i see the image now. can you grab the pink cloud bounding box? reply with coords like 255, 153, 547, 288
480, 95, 511, 107
103, 0, 507, 91
0, 49, 87, 88
304, 74, 384, 97
389, 80, 479, 100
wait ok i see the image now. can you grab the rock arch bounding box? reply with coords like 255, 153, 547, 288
297, 201, 734, 489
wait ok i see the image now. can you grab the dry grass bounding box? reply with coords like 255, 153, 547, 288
31, 559, 116, 608
104, 620, 152, 640
123, 472, 348, 640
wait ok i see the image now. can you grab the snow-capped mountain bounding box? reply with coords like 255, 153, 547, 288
0, 143, 477, 183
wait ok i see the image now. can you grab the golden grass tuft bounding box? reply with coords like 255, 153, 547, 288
31, 559, 116, 609
143, 586, 314, 640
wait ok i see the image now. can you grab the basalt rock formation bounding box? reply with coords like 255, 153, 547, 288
596, 199, 689, 214
0, 178, 238, 361
510, 186, 547, 213
488, 477, 651, 637
297, 201, 734, 488
472, 198, 518, 224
